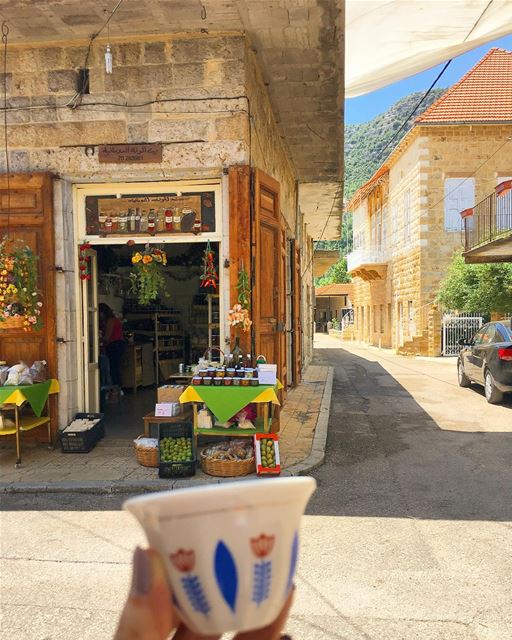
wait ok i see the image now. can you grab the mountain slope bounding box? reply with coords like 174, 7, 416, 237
344, 89, 446, 200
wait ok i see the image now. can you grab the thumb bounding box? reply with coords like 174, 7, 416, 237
114, 547, 176, 640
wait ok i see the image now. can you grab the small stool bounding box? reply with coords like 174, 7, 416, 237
143, 407, 193, 437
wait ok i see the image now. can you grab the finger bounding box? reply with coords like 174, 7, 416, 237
233, 588, 295, 640
173, 622, 220, 640
114, 547, 175, 640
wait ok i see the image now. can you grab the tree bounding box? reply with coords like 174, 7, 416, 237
315, 256, 351, 286
436, 252, 512, 315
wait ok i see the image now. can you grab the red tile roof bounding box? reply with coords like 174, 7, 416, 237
346, 165, 389, 210
316, 284, 353, 297
416, 48, 512, 124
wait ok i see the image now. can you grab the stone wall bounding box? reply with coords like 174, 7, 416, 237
0, 32, 312, 420
1, 33, 249, 178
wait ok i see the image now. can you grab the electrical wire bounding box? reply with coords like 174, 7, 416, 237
68, 0, 125, 108
378, 59, 452, 161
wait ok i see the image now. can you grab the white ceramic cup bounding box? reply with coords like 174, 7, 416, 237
124, 476, 316, 635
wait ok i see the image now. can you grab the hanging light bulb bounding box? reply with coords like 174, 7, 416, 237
105, 44, 113, 74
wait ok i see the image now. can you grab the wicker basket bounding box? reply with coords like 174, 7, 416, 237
201, 450, 256, 477
134, 436, 159, 468
0, 316, 25, 330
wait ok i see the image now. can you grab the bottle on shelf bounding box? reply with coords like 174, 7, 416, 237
165, 209, 173, 232
128, 208, 136, 232
232, 337, 242, 368
140, 210, 148, 233
148, 209, 156, 235
134, 208, 141, 232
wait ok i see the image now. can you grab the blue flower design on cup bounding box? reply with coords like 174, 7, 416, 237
170, 549, 210, 616
251, 533, 275, 606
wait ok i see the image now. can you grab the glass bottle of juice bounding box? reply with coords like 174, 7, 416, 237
157, 209, 165, 233
105, 216, 113, 234
128, 208, 136, 232
173, 209, 181, 232
98, 214, 106, 234
140, 210, 148, 233
119, 210, 127, 232
134, 208, 141, 232
148, 209, 156, 235
165, 209, 173, 232
111, 215, 118, 232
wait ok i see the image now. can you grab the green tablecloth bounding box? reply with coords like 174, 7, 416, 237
0, 380, 53, 417
180, 383, 280, 423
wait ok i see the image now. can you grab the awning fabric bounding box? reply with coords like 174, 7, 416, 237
346, 0, 512, 97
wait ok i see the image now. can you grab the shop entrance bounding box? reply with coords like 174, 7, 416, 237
80, 241, 221, 439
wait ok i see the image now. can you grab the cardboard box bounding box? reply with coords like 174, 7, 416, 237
157, 385, 186, 404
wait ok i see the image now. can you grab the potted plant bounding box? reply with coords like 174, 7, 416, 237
0, 237, 43, 332
130, 244, 168, 306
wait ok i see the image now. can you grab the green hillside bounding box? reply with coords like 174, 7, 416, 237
344, 88, 446, 200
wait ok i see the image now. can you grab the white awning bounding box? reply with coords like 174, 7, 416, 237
346, 0, 512, 97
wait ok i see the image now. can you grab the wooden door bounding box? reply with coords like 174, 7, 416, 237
252, 170, 286, 388
0, 173, 57, 434
292, 240, 302, 384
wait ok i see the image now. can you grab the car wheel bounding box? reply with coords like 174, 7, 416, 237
484, 369, 503, 404
457, 360, 471, 387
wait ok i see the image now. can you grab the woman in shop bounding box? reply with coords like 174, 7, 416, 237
99, 303, 126, 391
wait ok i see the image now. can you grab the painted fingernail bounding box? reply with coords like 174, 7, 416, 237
131, 547, 152, 596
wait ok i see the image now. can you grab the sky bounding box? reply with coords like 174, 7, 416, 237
345, 34, 512, 125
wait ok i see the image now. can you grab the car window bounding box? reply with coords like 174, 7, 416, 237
472, 326, 489, 345
495, 326, 509, 343
483, 325, 497, 343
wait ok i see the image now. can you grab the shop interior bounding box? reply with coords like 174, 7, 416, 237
95, 242, 220, 438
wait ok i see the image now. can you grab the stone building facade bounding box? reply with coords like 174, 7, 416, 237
347, 48, 512, 356
0, 3, 343, 430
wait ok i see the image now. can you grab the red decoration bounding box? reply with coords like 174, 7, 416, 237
170, 549, 195, 572
79, 243, 92, 280
200, 240, 219, 290
250, 534, 275, 558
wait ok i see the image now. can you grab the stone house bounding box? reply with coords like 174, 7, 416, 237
314, 283, 353, 329
346, 48, 512, 356
0, 1, 343, 434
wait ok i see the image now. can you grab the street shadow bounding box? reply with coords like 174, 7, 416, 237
307, 346, 512, 521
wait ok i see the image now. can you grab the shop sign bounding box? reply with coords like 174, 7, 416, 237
98, 144, 163, 164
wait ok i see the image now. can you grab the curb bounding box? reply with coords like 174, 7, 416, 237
0, 368, 334, 495
284, 366, 333, 476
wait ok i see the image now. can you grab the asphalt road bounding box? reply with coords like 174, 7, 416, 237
1, 336, 511, 639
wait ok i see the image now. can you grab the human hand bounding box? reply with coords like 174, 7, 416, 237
114, 546, 294, 640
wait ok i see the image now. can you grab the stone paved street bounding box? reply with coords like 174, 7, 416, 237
1, 335, 511, 639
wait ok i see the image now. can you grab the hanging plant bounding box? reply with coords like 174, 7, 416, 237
199, 241, 219, 290
0, 236, 43, 331
130, 244, 168, 306
78, 243, 92, 280
236, 261, 251, 308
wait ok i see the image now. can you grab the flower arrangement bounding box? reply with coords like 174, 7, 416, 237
228, 303, 252, 333
0, 237, 43, 331
130, 244, 168, 306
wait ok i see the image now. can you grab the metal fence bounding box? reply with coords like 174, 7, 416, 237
463, 186, 512, 251
442, 313, 483, 356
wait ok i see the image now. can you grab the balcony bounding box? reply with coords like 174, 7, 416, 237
461, 180, 512, 263
347, 248, 388, 281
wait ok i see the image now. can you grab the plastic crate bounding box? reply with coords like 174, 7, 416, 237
158, 421, 196, 478
60, 413, 105, 453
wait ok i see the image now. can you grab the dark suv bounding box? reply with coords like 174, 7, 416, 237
457, 320, 512, 404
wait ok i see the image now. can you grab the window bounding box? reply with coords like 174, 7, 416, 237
444, 178, 475, 231
472, 326, 488, 345
403, 190, 411, 242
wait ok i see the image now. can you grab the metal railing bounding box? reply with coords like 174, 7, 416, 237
463, 184, 512, 251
